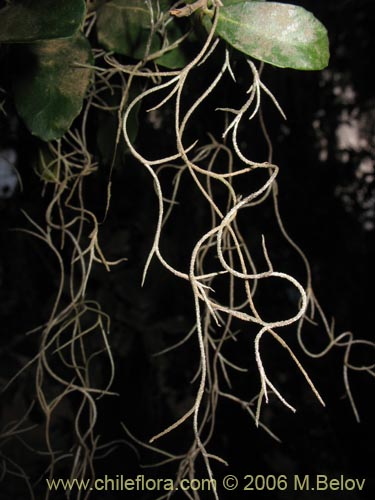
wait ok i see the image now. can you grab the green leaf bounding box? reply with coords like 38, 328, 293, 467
155, 23, 192, 69
97, 0, 190, 68
14, 34, 93, 141
34, 146, 59, 182
156, 46, 189, 69
97, 0, 160, 60
215, 2, 329, 70
0, 0, 86, 43
223, 0, 265, 5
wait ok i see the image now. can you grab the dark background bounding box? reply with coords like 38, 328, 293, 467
1, 0, 374, 498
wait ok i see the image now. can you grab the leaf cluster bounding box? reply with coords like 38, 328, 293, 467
0, 0, 329, 142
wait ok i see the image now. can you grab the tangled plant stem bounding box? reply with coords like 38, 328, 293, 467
2, 1, 374, 498
118, 2, 375, 496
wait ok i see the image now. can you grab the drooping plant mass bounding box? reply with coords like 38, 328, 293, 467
0, 1, 373, 498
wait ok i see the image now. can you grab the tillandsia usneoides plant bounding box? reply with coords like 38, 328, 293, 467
0, 0, 373, 498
